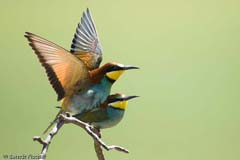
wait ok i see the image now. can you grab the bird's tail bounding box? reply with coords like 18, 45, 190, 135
43, 109, 64, 134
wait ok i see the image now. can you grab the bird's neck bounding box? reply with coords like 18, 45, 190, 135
100, 76, 114, 89
89, 64, 115, 84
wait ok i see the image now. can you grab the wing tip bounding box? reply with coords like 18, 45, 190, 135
86, 8, 92, 17
24, 32, 35, 38
24, 32, 38, 43
86, 8, 91, 15
24, 32, 66, 101
24, 32, 31, 40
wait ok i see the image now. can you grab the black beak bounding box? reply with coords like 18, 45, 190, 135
108, 95, 139, 103
122, 65, 139, 70
117, 95, 139, 101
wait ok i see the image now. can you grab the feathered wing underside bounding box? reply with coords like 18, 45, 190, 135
25, 32, 89, 100
70, 8, 103, 69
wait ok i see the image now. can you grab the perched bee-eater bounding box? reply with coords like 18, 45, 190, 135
24, 8, 138, 132
74, 94, 138, 129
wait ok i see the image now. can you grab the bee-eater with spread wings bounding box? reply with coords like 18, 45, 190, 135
25, 8, 138, 132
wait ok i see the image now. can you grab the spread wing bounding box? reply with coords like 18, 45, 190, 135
25, 32, 90, 101
70, 8, 103, 69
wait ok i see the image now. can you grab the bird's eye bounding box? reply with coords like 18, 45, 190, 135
112, 66, 118, 70
109, 65, 118, 72
106, 65, 121, 72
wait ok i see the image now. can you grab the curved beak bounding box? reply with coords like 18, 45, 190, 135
118, 95, 139, 101
122, 65, 139, 70
108, 95, 139, 103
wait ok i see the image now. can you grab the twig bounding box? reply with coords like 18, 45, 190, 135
33, 118, 64, 160
61, 115, 129, 153
33, 114, 129, 160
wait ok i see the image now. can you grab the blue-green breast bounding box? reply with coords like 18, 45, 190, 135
68, 76, 112, 114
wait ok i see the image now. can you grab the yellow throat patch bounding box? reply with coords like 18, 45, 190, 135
112, 100, 128, 110
106, 70, 125, 81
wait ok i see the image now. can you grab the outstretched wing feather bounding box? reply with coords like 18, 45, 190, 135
70, 8, 103, 69
25, 32, 89, 100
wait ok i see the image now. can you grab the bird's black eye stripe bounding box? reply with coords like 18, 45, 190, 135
107, 65, 121, 72
108, 97, 125, 103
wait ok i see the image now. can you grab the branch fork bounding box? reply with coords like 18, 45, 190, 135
33, 114, 129, 160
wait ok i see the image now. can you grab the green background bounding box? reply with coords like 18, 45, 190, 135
1, 0, 240, 159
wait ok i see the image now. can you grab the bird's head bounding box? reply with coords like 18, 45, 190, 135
107, 93, 139, 110
104, 62, 139, 82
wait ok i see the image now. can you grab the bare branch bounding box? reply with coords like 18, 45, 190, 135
33, 119, 64, 160
33, 136, 47, 145
94, 141, 105, 160
60, 115, 129, 153
33, 114, 129, 160
92, 128, 105, 160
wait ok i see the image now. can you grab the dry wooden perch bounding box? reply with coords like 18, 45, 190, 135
33, 114, 129, 160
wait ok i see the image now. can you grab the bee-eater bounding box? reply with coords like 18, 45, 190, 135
24, 9, 138, 132
73, 94, 138, 129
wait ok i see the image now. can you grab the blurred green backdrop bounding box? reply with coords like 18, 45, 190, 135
1, 0, 240, 160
